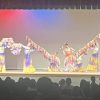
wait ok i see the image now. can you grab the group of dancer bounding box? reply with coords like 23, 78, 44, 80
0, 34, 100, 73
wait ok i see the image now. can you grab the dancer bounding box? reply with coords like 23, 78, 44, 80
23, 45, 36, 73
48, 52, 60, 72
75, 56, 83, 71
87, 41, 99, 72
0, 42, 5, 72
61, 42, 76, 72
0, 38, 14, 72
75, 47, 88, 72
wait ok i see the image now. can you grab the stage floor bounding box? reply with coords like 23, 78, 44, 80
0, 70, 100, 77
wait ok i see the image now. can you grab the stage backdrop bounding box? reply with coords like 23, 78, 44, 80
0, 9, 100, 70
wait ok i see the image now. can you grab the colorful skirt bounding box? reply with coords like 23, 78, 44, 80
86, 52, 99, 72
23, 65, 36, 73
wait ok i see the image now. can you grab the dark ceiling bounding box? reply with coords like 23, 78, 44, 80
0, 0, 100, 9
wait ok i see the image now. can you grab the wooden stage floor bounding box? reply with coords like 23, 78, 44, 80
0, 70, 100, 77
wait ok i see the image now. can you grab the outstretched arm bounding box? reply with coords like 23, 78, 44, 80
21, 44, 30, 49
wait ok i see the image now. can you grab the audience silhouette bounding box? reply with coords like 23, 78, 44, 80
0, 76, 99, 100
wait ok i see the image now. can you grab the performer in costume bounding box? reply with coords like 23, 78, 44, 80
0, 38, 14, 72
87, 41, 99, 72
48, 52, 60, 72
61, 42, 76, 72
22, 45, 36, 73
75, 56, 83, 71
75, 47, 88, 72
0, 42, 6, 72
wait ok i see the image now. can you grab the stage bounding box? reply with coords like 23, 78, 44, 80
0, 70, 100, 77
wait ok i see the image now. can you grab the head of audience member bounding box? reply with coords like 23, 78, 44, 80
66, 78, 72, 85
80, 79, 87, 89
36, 77, 52, 94
91, 76, 96, 84
59, 79, 65, 87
